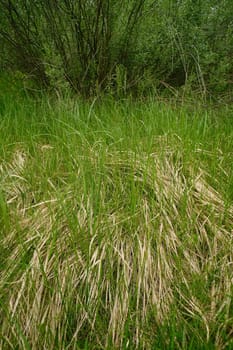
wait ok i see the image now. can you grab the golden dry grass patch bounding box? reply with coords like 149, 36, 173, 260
1, 146, 233, 349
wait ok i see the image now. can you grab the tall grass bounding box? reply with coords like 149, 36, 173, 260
0, 95, 233, 349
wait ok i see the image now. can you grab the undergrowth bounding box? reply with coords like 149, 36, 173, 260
0, 95, 233, 349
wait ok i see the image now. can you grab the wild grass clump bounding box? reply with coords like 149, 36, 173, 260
0, 97, 233, 349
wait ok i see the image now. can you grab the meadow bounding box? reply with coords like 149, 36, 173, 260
0, 94, 233, 349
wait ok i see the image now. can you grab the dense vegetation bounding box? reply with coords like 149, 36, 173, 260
0, 94, 233, 349
0, 0, 233, 97
1, 2, 233, 349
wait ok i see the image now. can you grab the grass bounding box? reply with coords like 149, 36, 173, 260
0, 94, 233, 349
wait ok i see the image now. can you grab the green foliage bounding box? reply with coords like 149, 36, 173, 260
0, 0, 232, 96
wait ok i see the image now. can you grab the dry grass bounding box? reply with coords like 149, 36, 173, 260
1, 143, 233, 349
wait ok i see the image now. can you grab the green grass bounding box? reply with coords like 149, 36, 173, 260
0, 94, 233, 349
